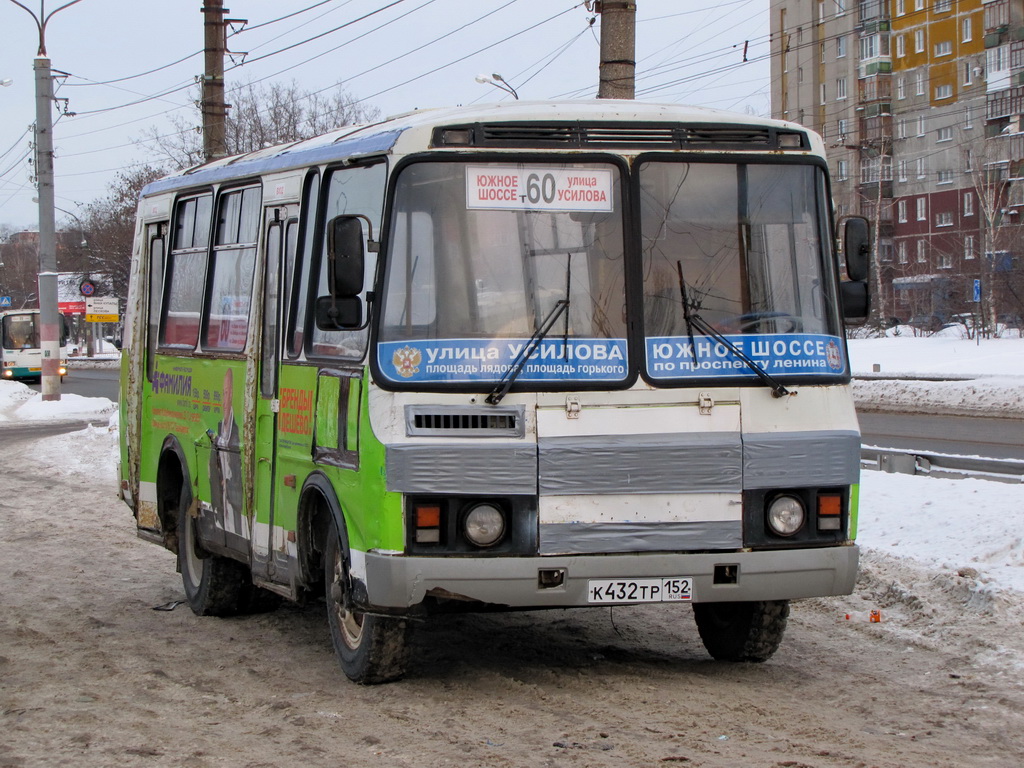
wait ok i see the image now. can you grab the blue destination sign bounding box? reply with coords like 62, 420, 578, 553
378, 338, 628, 384
646, 333, 846, 379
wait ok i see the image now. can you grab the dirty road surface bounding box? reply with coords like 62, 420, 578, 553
2, 427, 1022, 768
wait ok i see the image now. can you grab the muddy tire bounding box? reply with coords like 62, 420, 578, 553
177, 484, 249, 617
325, 517, 409, 684
693, 600, 789, 662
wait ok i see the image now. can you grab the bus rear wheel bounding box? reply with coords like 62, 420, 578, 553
692, 600, 789, 663
324, 518, 409, 684
177, 485, 249, 617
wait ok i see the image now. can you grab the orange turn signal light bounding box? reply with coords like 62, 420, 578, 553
415, 505, 441, 528
818, 494, 842, 516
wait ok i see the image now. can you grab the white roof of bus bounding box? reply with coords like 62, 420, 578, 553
141, 100, 823, 198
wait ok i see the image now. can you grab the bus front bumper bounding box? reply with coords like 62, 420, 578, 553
362, 544, 859, 610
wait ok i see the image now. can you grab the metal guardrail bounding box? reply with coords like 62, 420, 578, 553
861, 446, 1024, 484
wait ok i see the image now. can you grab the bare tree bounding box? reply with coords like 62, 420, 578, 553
140, 79, 380, 171
964, 133, 1015, 335
65, 165, 167, 301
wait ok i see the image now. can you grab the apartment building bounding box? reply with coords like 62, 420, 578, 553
771, 0, 1023, 328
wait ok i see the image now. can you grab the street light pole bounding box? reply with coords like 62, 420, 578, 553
7, 0, 86, 400
34, 53, 61, 398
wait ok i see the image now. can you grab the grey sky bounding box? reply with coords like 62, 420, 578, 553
0, 0, 769, 229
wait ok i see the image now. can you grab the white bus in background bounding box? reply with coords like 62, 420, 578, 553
0, 309, 70, 382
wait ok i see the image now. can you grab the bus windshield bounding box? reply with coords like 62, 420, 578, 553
1, 313, 41, 350
639, 160, 845, 382
377, 161, 628, 387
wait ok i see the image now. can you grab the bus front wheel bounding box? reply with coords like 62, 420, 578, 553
324, 517, 409, 684
177, 485, 249, 617
692, 600, 789, 663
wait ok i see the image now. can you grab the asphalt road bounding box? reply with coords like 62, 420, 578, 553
27, 363, 120, 401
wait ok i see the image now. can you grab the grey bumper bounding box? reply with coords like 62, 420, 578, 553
364, 544, 859, 610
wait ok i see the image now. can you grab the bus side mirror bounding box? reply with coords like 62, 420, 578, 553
327, 216, 365, 298
842, 216, 871, 282
840, 280, 869, 325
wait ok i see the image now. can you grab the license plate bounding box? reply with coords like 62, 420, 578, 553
587, 577, 693, 604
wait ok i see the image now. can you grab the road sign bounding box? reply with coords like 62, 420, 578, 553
0, 296, 11, 308
79, 280, 96, 297
85, 296, 119, 323
973, 279, 981, 303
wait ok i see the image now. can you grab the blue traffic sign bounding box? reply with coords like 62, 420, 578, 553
973, 279, 981, 303
0, 296, 11, 308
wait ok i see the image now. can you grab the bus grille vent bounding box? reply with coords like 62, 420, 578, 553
405, 405, 525, 438
431, 123, 806, 151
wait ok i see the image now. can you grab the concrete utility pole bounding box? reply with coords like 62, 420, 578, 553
8, 0, 86, 401
202, 0, 228, 161
596, 0, 636, 99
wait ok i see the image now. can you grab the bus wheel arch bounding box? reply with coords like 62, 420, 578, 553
155, 436, 191, 553
297, 473, 411, 684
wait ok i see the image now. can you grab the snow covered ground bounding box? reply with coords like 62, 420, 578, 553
1, 335, 1022, 597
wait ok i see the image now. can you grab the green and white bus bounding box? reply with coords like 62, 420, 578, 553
1, 308, 70, 382
119, 101, 870, 683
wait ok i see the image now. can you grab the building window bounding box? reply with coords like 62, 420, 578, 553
917, 157, 926, 179
917, 115, 926, 136
937, 169, 954, 185
896, 0, 905, 15
965, 106, 974, 129
820, 83, 827, 104
963, 62, 973, 86
798, 67, 804, 83
915, 70, 925, 96
965, 235, 975, 259
916, 197, 927, 220
898, 199, 908, 222
897, 77, 907, 100
936, 212, 953, 227
939, 251, 953, 269
838, 118, 848, 137
937, 126, 953, 142
965, 148, 974, 171
962, 17, 972, 43
934, 0, 952, 13
836, 0, 845, 15
898, 118, 907, 139
837, 36, 847, 58
836, 78, 847, 100
964, 193, 974, 216
820, 42, 826, 63
898, 160, 909, 182
837, 159, 849, 180
917, 240, 927, 263
935, 84, 953, 100
898, 241, 908, 263
914, 0, 923, 11
915, 29, 925, 54
934, 41, 952, 57
897, 34, 906, 58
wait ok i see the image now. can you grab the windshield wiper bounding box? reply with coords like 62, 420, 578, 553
675, 261, 793, 399
486, 298, 570, 405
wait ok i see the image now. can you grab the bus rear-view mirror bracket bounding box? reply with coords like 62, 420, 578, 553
315, 295, 363, 330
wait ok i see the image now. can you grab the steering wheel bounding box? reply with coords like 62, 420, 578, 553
731, 312, 804, 334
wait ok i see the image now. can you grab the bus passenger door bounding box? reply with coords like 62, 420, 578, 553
251, 209, 297, 582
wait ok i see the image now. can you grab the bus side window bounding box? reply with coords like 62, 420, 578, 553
146, 225, 165, 381
203, 186, 262, 353
287, 171, 320, 359
162, 194, 213, 349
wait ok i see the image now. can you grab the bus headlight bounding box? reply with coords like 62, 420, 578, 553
463, 503, 506, 548
766, 495, 805, 537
